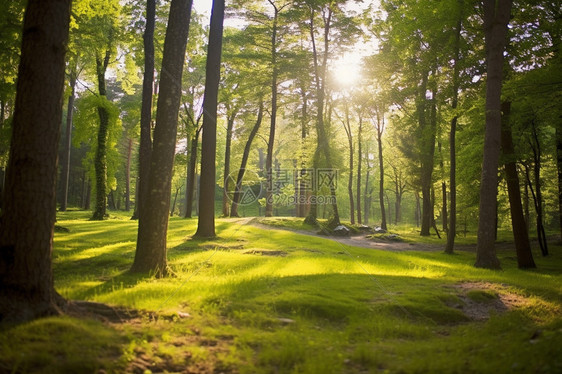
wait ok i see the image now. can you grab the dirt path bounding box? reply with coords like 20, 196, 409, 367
247, 220, 519, 253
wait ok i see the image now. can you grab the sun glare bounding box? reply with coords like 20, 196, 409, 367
331, 53, 363, 88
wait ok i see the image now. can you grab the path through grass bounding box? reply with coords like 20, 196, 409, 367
1, 211, 561, 373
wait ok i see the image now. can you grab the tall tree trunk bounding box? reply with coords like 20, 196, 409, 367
418, 71, 433, 236
377, 118, 387, 230
231, 102, 264, 217
557, 126, 562, 242
125, 137, 133, 211
132, 0, 193, 275
500, 101, 535, 268
222, 110, 236, 217
195, 0, 225, 238
134, 0, 156, 221
343, 103, 355, 224
356, 116, 363, 224
59, 67, 77, 212
91, 50, 111, 220
0, 0, 71, 323
297, 86, 309, 218
185, 127, 200, 218
445, 0, 462, 253
440, 141, 448, 233
265, 5, 280, 218
475, 0, 512, 269
305, 7, 340, 226
530, 120, 548, 256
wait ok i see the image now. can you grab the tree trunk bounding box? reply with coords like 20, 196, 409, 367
222, 110, 236, 217
0, 0, 71, 323
500, 101, 535, 268
132, 0, 193, 275
356, 116, 363, 224
377, 121, 387, 230
530, 120, 548, 256
265, 6, 280, 218
195, 0, 225, 238
364, 164, 371, 225
305, 7, 340, 226
125, 137, 133, 211
185, 128, 200, 218
418, 71, 433, 236
343, 104, 355, 224
59, 68, 76, 212
557, 126, 562, 242
135, 0, 156, 221
445, 0, 462, 253
231, 102, 264, 217
475, 0, 512, 269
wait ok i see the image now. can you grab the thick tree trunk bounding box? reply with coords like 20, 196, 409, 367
132, 0, 193, 275
475, 0, 512, 269
0, 0, 71, 323
135, 0, 156, 221
59, 68, 76, 212
500, 101, 535, 268
195, 0, 225, 238
91, 50, 111, 221
231, 102, 264, 217
185, 128, 200, 218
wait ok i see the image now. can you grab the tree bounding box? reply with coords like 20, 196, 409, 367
500, 101, 535, 268
195, 0, 226, 238
475, 0, 512, 269
59, 63, 78, 211
132, 0, 193, 275
134, 0, 156, 220
0, 0, 71, 322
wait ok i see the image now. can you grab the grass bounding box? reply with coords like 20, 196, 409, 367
1, 209, 561, 373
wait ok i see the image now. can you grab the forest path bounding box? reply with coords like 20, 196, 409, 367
246, 219, 518, 253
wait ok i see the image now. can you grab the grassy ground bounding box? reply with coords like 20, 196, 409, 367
1, 210, 561, 373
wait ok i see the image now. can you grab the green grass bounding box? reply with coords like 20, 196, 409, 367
1, 210, 561, 373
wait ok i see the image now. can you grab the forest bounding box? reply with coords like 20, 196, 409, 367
0, 0, 561, 373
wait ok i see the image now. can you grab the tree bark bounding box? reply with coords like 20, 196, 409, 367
500, 101, 535, 268
91, 50, 111, 221
342, 103, 355, 224
445, 1, 462, 254
195, 0, 225, 238
265, 5, 280, 218
222, 109, 236, 217
356, 116, 363, 224
418, 71, 434, 236
59, 67, 76, 212
125, 137, 133, 211
185, 127, 200, 218
475, 0, 512, 269
0, 0, 71, 323
135, 0, 156, 221
557, 126, 562, 242
132, 0, 193, 275
376, 115, 387, 230
231, 102, 264, 217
